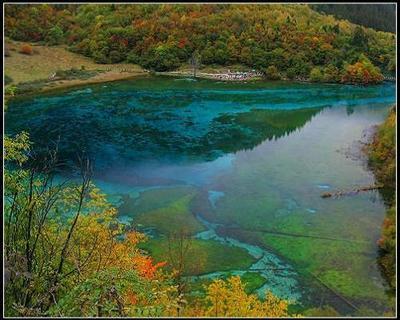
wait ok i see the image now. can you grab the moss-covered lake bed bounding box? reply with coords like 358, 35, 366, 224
5, 76, 396, 315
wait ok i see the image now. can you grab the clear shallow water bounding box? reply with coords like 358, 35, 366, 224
194, 214, 302, 302
5, 76, 395, 314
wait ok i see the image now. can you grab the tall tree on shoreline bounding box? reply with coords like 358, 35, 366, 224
189, 50, 201, 78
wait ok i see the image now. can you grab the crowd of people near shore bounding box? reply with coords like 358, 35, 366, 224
205, 70, 263, 81
158, 69, 397, 84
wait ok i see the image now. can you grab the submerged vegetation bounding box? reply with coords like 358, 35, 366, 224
4, 4, 395, 84
4, 132, 293, 317
5, 81, 327, 166
4, 80, 396, 317
4, 70, 396, 317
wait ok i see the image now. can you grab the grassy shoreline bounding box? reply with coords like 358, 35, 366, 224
4, 39, 149, 97
16, 71, 148, 96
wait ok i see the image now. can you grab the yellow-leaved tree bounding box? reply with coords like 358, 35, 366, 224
4, 132, 180, 317
185, 276, 294, 317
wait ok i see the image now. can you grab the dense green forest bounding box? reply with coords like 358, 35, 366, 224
312, 4, 396, 33
4, 4, 396, 83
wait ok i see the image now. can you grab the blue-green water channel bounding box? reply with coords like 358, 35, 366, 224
5, 76, 395, 315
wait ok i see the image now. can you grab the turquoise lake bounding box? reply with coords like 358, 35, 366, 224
5, 76, 396, 315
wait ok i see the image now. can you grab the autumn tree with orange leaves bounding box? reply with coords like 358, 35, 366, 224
341, 54, 384, 85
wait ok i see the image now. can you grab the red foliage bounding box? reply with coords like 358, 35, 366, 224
110, 34, 119, 42
68, 34, 78, 43
126, 291, 138, 305
178, 37, 187, 48
341, 59, 383, 85
132, 256, 167, 279
19, 43, 33, 55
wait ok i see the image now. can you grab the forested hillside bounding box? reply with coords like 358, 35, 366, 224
4, 4, 395, 83
311, 4, 396, 33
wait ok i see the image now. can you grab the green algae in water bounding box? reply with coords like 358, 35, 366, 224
139, 238, 256, 276
194, 214, 304, 303
4, 76, 396, 315
5, 77, 395, 169
133, 192, 205, 235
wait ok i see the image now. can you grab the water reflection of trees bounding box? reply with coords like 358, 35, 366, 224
6, 101, 324, 168
199, 107, 323, 155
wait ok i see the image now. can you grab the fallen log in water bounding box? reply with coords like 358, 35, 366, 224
321, 184, 383, 198
218, 225, 370, 244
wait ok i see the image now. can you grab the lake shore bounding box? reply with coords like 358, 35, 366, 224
156, 70, 263, 82
5, 71, 149, 101
6, 68, 264, 99
5, 40, 393, 99
4, 40, 149, 98
30, 70, 148, 95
